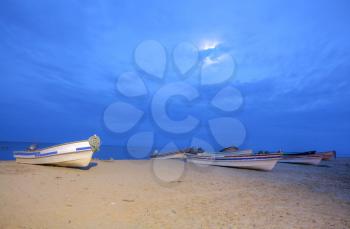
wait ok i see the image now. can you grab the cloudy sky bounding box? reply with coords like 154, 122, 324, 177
0, 0, 349, 157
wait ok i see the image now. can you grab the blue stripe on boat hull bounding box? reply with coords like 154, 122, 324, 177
14, 147, 92, 158
76, 147, 91, 151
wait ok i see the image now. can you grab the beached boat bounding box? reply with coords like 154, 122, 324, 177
220, 146, 239, 152
283, 151, 316, 156
318, 151, 336, 160
206, 149, 253, 156
280, 153, 322, 165
13, 135, 101, 168
219, 146, 253, 156
186, 153, 281, 171
151, 147, 199, 159
151, 151, 185, 159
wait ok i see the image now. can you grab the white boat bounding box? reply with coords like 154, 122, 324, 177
13, 135, 101, 168
186, 153, 281, 171
279, 154, 322, 165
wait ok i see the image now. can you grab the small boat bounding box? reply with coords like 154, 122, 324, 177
151, 151, 185, 159
209, 149, 253, 156
219, 146, 253, 156
318, 151, 336, 160
151, 147, 201, 159
280, 153, 322, 165
220, 146, 240, 152
186, 153, 281, 171
283, 151, 316, 156
14, 135, 101, 168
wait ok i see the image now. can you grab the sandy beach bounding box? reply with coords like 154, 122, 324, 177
0, 159, 349, 229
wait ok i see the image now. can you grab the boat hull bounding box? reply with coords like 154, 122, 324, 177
187, 156, 280, 171
15, 150, 93, 168
319, 151, 336, 160
279, 155, 322, 165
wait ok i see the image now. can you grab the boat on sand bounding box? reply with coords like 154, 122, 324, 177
280, 151, 322, 165
219, 146, 253, 156
318, 151, 336, 160
186, 152, 281, 171
13, 135, 101, 168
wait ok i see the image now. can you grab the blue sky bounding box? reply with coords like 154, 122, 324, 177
0, 0, 349, 157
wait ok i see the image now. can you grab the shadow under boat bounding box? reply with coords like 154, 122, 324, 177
38, 161, 98, 170
78, 161, 98, 170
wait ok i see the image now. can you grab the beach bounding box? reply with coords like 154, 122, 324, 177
0, 159, 349, 229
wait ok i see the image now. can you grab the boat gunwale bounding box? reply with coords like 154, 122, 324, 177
186, 155, 282, 161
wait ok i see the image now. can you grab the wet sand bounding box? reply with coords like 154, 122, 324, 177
0, 159, 349, 228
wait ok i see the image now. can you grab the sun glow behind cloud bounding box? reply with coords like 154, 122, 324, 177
199, 39, 220, 50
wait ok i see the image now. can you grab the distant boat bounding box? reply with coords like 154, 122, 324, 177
151, 147, 200, 159
151, 151, 185, 159
318, 151, 336, 160
211, 149, 253, 156
13, 135, 101, 168
220, 146, 240, 152
282, 151, 316, 156
280, 152, 322, 165
186, 153, 281, 171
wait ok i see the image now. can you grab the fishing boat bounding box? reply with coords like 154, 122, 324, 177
283, 151, 316, 156
151, 151, 185, 159
219, 146, 253, 156
280, 151, 322, 165
318, 151, 336, 160
186, 153, 281, 171
151, 147, 201, 159
212, 149, 253, 156
13, 135, 101, 168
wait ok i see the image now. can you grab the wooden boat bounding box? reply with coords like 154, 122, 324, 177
280, 153, 322, 165
318, 151, 336, 160
186, 153, 281, 171
13, 135, 100, 168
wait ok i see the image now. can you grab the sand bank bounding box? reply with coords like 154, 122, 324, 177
0, 159, 349, 228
